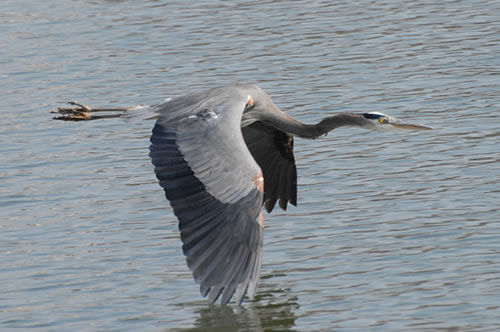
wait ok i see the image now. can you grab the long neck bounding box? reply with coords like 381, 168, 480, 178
313, 113, 368, 138
259, 111, 368, 139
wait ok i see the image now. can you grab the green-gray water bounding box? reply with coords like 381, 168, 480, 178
1, 1, 499, 330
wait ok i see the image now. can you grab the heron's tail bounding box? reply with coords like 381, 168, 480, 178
122, 97, 175, 122
122, 104, 159, 122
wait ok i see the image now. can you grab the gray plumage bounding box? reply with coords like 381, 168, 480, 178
148, 84, 431, 305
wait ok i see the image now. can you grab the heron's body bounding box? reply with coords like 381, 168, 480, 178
53, 83, 431, 305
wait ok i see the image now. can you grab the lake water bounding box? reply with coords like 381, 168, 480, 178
1, 0, 500, 331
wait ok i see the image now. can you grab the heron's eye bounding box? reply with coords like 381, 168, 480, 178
379, 118, 388, 124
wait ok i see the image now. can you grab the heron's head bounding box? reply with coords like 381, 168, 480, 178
361, 112, 432, 131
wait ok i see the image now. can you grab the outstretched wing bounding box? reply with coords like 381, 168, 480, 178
242, 122, 297, 213
149, 90, 264, 305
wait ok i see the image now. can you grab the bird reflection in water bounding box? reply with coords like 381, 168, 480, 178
174, 281, 299, 332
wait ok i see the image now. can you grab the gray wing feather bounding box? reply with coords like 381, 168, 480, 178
149, 89, 264, 304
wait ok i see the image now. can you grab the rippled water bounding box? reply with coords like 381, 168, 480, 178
2, 0, 500, 331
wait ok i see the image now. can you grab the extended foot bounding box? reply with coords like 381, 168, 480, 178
51, 102, 127, 121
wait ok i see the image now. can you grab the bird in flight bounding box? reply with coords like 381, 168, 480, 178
53, 84, 431, 305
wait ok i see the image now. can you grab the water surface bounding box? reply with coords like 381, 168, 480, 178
1, 0, 500, 331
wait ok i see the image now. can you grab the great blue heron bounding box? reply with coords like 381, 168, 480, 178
53, 84, 431, 305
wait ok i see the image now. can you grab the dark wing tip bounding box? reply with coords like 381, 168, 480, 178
243, 122, 297, 214
264, 198, 277, 213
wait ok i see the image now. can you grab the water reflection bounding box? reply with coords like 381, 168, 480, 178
174, 281, 299, 332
